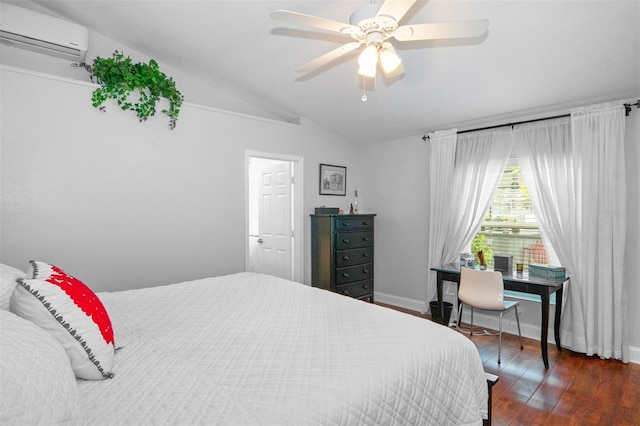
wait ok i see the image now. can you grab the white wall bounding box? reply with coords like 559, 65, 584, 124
356, 135, 431, 308
360, 109, 640, 360
0, 20, 296, 123
0, 66, 359, 291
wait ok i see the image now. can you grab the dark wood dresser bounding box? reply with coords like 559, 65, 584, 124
310, 214, 376, 302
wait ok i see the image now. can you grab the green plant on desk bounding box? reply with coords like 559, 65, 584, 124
471, 234, 493, 268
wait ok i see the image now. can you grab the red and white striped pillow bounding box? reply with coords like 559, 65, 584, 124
10, 261, 115, 380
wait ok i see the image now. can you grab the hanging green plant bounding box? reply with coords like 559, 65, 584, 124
84, 51, 183, 129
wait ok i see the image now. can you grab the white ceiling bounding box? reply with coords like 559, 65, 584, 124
10, 1, 640, 144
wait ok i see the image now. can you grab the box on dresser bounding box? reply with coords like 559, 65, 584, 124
314, 207, 339, 214
310, 214, 376, 302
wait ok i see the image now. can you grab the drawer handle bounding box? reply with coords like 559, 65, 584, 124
363, 284, 369, 290
343, 239, 349, 244
342, 222, 350, 226
362, 253, 369, 258
362, 237, 369, 242
342, 256, 350, 261
343, 273, 350, 278
362, 269, 369, 274
362, 222, 368, 226
343, 290, 351, 296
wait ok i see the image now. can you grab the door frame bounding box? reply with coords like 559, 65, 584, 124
244, 150, 304, 283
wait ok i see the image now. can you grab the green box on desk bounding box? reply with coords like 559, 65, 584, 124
529, 263, 566, 281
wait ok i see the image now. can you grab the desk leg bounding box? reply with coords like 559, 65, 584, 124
436, 272, 445, 325
540, 293, 550, 368
554, 286, 563, 351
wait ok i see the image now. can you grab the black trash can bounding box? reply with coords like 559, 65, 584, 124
429, 301, 453, 325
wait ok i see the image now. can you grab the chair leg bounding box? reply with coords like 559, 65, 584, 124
457, 304, 464, 332
498, 311, 503, 364
515, 305, 523, 350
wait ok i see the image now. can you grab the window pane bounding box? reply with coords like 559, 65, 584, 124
472, 159, 549, 271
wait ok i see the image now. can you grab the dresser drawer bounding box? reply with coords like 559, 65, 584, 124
337, 280, 373, 299
334, 217, 374, 231
336, 231, 373, 250
336, 263, 373, 284
335, 247, 373, 267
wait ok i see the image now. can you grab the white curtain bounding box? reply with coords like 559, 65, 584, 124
425, 128, 513, 308
514, 102, 628, 361
512, 118, 573, 269
440, 129, 514, 266
425, 130, 457, 311
570, 101, 628, 361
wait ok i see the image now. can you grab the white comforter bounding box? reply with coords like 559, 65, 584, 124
78, 272, 487, 425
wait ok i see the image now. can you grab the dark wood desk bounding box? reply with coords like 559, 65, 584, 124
430, 264, 568, 368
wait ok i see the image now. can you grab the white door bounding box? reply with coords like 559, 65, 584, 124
256, 162, 293, 280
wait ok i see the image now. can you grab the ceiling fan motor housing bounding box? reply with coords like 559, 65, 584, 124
365, 31, 384, 45
347, 3, 399, 43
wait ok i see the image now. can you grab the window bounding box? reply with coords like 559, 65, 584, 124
472, 158, 549, 271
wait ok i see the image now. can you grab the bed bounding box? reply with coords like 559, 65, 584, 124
1, 263, 488, 425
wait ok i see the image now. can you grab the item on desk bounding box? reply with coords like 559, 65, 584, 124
460, 253, 475, 269
494, 255, 513, 273
477, 250, 487, 269
516, 263, 524, 273
529, 263, 566, 281
349, 203, 355, 214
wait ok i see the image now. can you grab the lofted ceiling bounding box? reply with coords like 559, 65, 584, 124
6, 0, 640, 144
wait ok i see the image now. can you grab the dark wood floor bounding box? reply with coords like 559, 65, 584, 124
377, 303, 640, 426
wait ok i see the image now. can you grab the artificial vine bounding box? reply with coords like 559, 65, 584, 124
82, 51, 183, 129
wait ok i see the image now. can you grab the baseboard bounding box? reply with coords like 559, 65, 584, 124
375, 291, 428, 313
630, 346, 640, 364
374, 291, 640, 365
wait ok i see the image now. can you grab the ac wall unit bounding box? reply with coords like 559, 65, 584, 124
0, 3, 88, 62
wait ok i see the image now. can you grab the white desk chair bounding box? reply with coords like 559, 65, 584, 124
457, 267, 523, 364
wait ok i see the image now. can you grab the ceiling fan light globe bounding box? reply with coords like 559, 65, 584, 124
379, 48, 402, 74
358, 65, 377, 78
358, 45, 378, 77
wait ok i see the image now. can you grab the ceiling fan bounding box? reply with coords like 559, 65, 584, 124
271, 0, 489, 79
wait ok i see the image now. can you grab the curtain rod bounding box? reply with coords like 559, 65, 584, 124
422, 100, 640, 141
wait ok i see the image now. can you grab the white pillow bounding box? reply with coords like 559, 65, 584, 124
0, 310, 82, 425
11, 261, 115, 380
0, 263, 26, 310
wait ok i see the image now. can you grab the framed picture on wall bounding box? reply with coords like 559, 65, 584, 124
319, 164, 346, 196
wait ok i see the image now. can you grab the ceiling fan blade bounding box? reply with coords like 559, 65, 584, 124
375, 0, 417, 23
296, 42, 362, 73
271, 10, 359, 35
393, 19, 489, 41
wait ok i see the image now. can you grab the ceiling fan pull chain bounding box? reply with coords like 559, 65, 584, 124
362, 75, 367, 102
